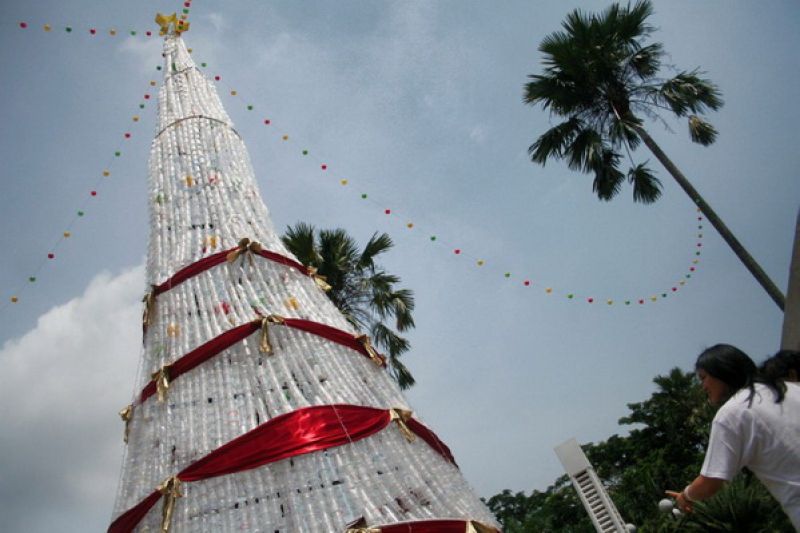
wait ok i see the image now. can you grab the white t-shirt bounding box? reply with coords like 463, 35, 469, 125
701, 382, 800, 529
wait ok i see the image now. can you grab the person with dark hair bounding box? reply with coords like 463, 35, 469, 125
761, 349, 800, 384
667, 344, 800, 529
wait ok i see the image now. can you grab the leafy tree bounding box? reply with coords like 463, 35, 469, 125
486, 368, 792, 531
524, 0, 784, 309
281, 223, 416, 388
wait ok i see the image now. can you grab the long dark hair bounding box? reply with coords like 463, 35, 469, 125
695, 344, 757, 405
757, 350, 799, 402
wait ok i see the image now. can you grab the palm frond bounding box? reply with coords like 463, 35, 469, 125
609, 117, 641, 150
282, 224, 417, 389
626, 42, 663, 79
388, 356, 416, 390
319, 228, 360, 272
389, 289, 415, 331
657, 71, 723, 116
566, 128, 603, 172
527, 117, 584, 165
591, 149, 625, 201
367, 271, 399, 292
281, 222, 320, 266
688, 115, 718, 146
371, 323, 410, 357
358, 232, 393, 269
524, 75, 586, 114
610, 0, 655, 43
627, 163, 662, 203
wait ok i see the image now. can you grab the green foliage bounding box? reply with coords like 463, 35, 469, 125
282, 223, 416, 388
681, 474, 793, 531
485, 368, 792, 531
524, 0, 722, 203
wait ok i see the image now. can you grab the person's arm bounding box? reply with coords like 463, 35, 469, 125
666, 475, 726, 512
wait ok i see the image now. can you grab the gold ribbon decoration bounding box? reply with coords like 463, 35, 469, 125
119, 404, 133, 444
259, 314, 285, 354
155, 12, 176, 35
175, 19, 190, 35
152, 365, 173, 403
344, 517, 382, 533
389, 408, 416, 443
467, 521, 499, 533
356, 334, 385, 367
142, 288, 157, 337
157, 476, 183, 533
155, 12, 190, 36
306, 266, 332, 292
226, 238, 263, 268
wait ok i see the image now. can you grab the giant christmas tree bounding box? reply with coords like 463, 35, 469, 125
109, 15, 499, 533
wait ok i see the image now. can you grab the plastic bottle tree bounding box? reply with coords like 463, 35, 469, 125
109, 16, 498, 533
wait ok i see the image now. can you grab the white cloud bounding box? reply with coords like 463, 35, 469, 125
0, 266, 144, 533
117, 36, 163, 76
204, 12, 229, 36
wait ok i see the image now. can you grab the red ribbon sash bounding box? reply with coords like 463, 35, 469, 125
153, 245, 310, 296
109, 405, 455, 533
141, 317, 385, 404
377, 520, 499, 532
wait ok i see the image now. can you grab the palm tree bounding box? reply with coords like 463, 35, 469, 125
524, 0, 785, 310
282, 222, 416, 388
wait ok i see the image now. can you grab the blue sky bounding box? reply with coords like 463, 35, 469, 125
1, 1, 798, 531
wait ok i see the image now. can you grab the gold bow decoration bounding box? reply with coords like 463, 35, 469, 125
226, 238, 263, 268
355, 334, 385, 367
306, 266, 332, 292
152, 365, 173, 403
155, 12, 189, 36
389, 408, 416, 443
344, 517, 382, 533
119, 404, 133, 444
259, 314, 286, 354
466, 521, 499, 533
157, 476, 183, 533
142, 288, 157, 338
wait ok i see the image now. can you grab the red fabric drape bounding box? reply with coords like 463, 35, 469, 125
152, 245, 310, 296
378, 520, 499, 533
153, 249, 229, 295
140, 320, 261, 403
281, 317, 387, 366
179, 404, 389, 480
107, 490, 162, 533
109, 405, 389, 533
407, 418, 457, 467
108, 405, 461, 533
140, 317, 384, 404
255, 248, 308, 274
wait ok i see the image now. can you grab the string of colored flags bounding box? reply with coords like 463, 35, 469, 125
5, 16, 702, 310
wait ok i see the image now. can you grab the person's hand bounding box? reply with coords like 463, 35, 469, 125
665, 490, 693, 513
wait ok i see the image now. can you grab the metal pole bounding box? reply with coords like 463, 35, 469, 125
780, 208, 800, 350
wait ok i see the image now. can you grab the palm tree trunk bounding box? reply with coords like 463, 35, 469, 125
781, 209, 800, 349
633, 125, 785, 311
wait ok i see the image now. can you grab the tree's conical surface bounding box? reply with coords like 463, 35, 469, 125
111, 35, 496, 531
